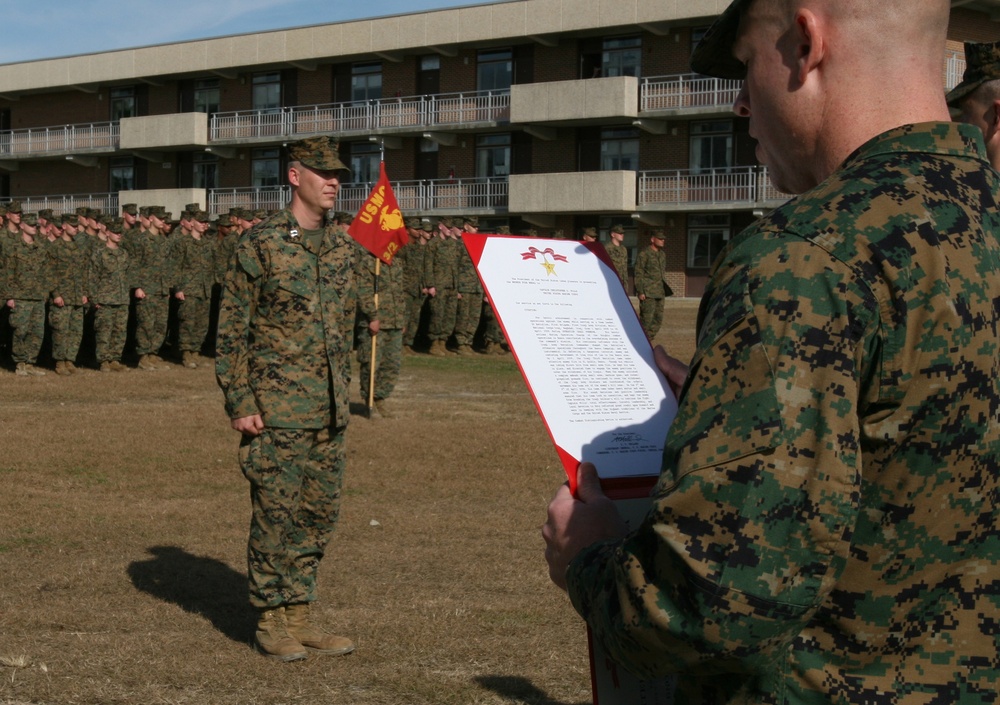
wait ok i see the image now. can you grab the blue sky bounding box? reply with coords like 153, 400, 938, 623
0, 0, 502, 64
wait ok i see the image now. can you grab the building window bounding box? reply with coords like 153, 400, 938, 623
476, 133, 511, 177
251, 147, 281, 188
690, 120, 733, 173
193, 153, 219, 189
352, 62, 382, 103
687, 214, 730, 268
194, 79, 220, 114
110, 87, 136, 121
478, 49, 513, 92
600, 127, 640, 171
603, 36, 642, 78
252, 72, 282, 111
350, 142, 381, 185
110, 156, 135, 191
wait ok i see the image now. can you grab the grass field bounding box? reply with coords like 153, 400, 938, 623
0, 299, 699, 705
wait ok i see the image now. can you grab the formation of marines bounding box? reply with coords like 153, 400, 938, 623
2, 201, 668, 378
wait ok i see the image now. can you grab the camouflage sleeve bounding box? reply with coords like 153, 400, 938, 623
172, 236, 191, 292
566, 230, 879, 678
215, 238, 264, 420
354, 253, 377, 321
633, 249, 652, 296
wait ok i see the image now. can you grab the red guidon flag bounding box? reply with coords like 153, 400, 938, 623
347, 161, 409, 264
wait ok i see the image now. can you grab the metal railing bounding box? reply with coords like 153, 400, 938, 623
945, 50, 966, 91
0, 122, 120, 156
639, 166, 789, 207
640, 74, 742, 112
211, 90, 511, 142
6, 192, 119, 215
208, 177, 508, 216
208, 186, 292, 214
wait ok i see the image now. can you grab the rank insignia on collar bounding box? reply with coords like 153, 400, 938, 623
289, 229, 299, 239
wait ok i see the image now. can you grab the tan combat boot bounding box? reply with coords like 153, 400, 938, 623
55, 360, 71, 376
15, 362, 28, 377
456, 344, 475, 356
428, 340, 447, 357
138, 354, 158, 371
108, 360, 127, 372
283, 603, 355, 656
24, 363, 46, 376
374, 399, 394, 419
182, 351, 198, 369
99, 361, 112, 373
255, 607, 307, 662
65, 361, 78, 374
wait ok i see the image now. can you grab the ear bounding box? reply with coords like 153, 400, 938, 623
793, 8, 825, 86
287, 164, 301, 187
991, 99, 1000, 130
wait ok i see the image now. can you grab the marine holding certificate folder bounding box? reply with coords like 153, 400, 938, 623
542, 1, 1000, 703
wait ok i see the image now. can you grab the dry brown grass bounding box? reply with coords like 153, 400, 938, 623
0, 299, 699, 705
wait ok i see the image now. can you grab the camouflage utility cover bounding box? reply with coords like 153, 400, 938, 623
567, 122, 1000, 703
216, 208, 359, 429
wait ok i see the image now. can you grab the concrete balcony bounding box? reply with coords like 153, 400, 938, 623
510, 76, 639, 125
639, 166, 790, 212
120, 113, 209, 150
209, 90, 510, 145
510, 171, 637, 214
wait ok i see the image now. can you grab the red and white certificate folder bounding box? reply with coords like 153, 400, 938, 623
463, 233, 678, 704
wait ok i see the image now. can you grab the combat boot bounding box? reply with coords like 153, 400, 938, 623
182, 351, 198, 369
100, 361, 112, 373
15, 362, 29, 376
138, 355, 158, 371
456, 344, 475, 356
65, 361, 79, 374
255, 608, 307, 662
283, 603, 355, 656
428, 340, 447, 357
108, 360, 127, 372
19, 363, 46, 376
55, 360, 71, 376
374, 399, 394, 419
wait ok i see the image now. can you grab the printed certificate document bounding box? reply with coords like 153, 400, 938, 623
464, 233, 679, 704
463, 233, 678, 492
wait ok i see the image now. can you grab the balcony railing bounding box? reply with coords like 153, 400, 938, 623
210, 90, 511, 142
8, 192, 119, 215
208, 177, 508, 215
0, 122, 120, 157
209, 186, 292, 214
640, 74, 742, 112
639, 166, 789, 207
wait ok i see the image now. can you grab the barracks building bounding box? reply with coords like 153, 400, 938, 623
0, 0, 997, 297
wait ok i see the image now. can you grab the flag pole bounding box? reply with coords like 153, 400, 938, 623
367, 140, 386, 418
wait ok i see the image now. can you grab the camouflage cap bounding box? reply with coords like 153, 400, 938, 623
582, 227, 598, 239
184, 202, 201, 213
121, 203, 138, 215
88, 208, 102, 219
947, 41, 1000, 107
253, 208, 268, 219
37, 208, 53, 220
138, 206, 151, 217
237, 208, 254, 221
7, 200, 22, 213
521, 228, 537, 237
75, 206, 89, 217
61, 213, 76, 225
0, 204, 7, 216
21, 212, 38, 227
463, 216, 479, 227
497, 225, 511, 235
610, 225, 625, 234
438, 217, 454, 229
287, 136, 351, 174
552, 229, 566, 239
405, 217, 423, 229
192, 210, 210, 223
107, 217, 125, 234
690, 0, 752, 80
650, 229, 666, 240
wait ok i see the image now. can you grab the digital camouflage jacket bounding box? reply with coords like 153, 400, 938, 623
567, 123, 1000, 705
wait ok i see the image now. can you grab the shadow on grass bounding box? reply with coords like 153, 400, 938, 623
475, 675, 590, 705
127, 545, 255, 645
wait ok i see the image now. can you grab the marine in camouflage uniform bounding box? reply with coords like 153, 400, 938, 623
172, 210, 216, 367
481, 225, 509, 355
605, 225, 629, 290
631, 230, 668, 340
89, 219, 140, 371
453, 217, 483, 355
549, 2, 1000, 703
216, 135, 358, 662
3, 213, 50, 375
47, 215, 89, 374
397, 217, 431, 352
355, 250, 406, 417
133, 207, 175, 370
426, 217, 462, 356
